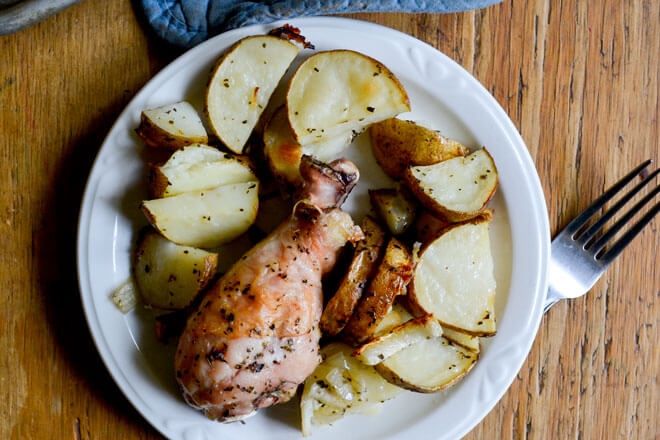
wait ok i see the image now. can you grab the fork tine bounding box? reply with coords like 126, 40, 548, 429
588, 182, 660, 255
562, 160, 653, 237
577, 168, 660, 244
597, 199, 660, 264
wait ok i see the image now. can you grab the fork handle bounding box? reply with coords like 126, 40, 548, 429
543, 285, 564, 313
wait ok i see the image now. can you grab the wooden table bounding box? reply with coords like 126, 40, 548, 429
1, 0, 658, 438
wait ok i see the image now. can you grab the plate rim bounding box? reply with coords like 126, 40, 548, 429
76, 16, 550, 440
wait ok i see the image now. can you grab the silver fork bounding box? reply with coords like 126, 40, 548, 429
544, 160, 660, 313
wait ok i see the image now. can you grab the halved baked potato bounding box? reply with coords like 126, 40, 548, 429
300, 343, 403, 436
206, 35, 300, 153
408, 218, 497, 335
374, 336, 478, 393
287, 50, 410, 145
133, 230, 218, 309
370, 118, 469, 179
369, 185, 417, 235
136, 101, 208, 150
263, 105, 353, 189
405, 148, 498, 222
148, 144, 256, 198
320, 216, 386, 337
342, 238, 413, 345
353, 314, 443, 365
141, 181, 259, 248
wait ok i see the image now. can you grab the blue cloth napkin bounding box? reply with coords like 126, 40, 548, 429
141, 0, 503, 48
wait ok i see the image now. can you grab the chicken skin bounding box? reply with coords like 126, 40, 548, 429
175, 157, 360, 421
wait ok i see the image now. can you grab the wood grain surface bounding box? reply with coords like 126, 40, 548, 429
0, 0, 658, 438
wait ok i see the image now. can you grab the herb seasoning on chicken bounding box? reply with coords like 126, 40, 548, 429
175, 157, 361, 421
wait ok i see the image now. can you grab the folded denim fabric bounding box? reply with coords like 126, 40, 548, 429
140, 0, 502, 48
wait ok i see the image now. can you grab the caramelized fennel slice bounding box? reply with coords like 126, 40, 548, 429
301, 343, 403, 436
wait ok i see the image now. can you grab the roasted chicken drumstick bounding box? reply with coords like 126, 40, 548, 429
175, 156, 360, 421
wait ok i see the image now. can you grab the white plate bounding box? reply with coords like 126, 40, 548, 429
77, 17, 550, 440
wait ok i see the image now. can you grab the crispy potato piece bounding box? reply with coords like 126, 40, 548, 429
373, 302, 413, 337
206, 35, 300, 153
300, 343, 403, 436
133, 230, 218, 309
405, 148, 498, 222
374, 336, 478, 393
263, 106, 353, 189
415, 208, 493, 245
370, 118, 468, 179
342, 238, 413, 345
409, 218, 497, 336
287, 50, 410, 145
320, 217, 386, 336
148, 144, 256, 198
353, 314, 443, 365
369, 185, 417, 235
136, 101, 208, 150
141, 182, 259, 248
442, 327, 480, 353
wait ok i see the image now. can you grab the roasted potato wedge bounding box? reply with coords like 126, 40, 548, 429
370, 118, 469, 179
405, 148, 498, 222
320, 217, 386, 336
409, 218, 496, 335
263, 106, 353, 188
374, 336, 478, 393
141, 182, 259, 248
206, 35, 300, 153
133, 230, 218, 309
136, 101, 208, 150
373, 302, 413, 337
353, 314, 443, 365
287, 50, 410, 145
148, 144, 256, 198
442, 327, 480, 353
369, 185, 417, 235
415, 208, 493, 245
342, 238, 413, 345
300, 343, 403, 436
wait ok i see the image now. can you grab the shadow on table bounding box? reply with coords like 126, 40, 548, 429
33, 31, 178, 434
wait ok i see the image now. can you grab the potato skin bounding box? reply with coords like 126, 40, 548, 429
415, 208, 493, 246
147, 163, 171, 199
320, 216, 386, 336
342, 237, 413, 345
370, 118, 469, 180
136, 112, 208, 151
